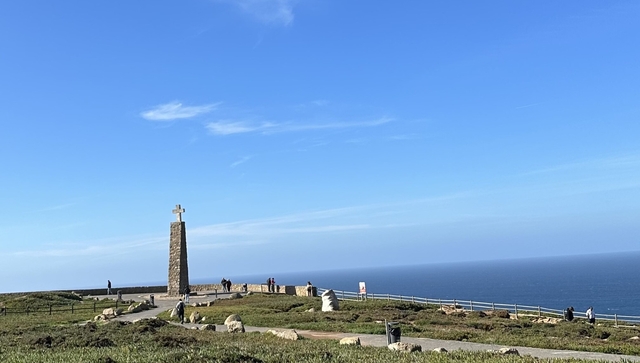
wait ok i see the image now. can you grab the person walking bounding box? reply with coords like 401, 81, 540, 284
306, 281, 313, 297
586, 306, 596, 324
175, 299, 185, 324
107, 280, 112, 295
226, 279, 232, 292
221, 278, 227, 292
183, 285, 191, 304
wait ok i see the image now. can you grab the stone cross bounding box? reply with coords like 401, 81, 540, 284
172, 204, 185, 222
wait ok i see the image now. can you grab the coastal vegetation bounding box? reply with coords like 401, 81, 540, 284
0, 292, 638, 362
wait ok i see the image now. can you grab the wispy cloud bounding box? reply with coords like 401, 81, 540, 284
231, 156, 253, 168
11, 236, 165, 258
206, 117, 393, 136
141, 101, 220, 121
517, 154, 640, 177
36, 203, 76, 213
217, 0, 297, 26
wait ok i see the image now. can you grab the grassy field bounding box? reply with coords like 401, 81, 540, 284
0, 292, 639, 362
158, 293, 640, 356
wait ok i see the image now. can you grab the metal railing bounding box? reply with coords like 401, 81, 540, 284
316, 288, 640, 326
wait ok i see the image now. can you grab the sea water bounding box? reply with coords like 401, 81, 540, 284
195, 251, 640, 317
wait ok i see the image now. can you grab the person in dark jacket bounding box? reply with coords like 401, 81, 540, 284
564, 306, 574, 321
183, 286, 191, 303
226, 279, 232, 292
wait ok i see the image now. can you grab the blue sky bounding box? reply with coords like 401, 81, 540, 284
1, 1, 639, 292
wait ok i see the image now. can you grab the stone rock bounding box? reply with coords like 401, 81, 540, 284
93, 314, 108, 321
170, 308, 178, 317
339, 337, 361, 346
200, 324, 216, 331
138, 302, 150, 310
102, 308, 116, 316
439, 305, 466, 316
499, 347, 519, 355
201, 316, 207, 322
628, 336, 640, 341
433, 347, 448, 353
488, 348, 519, 355
191, 303, 199, 307
246, 291, 253, 296
321, 289, 339, 312
191, 327, 199, 330
531, 317, 561, 324
226, 320, 245, 333
114, 308, 123, 316
206, 301, 214, 307
388, 342, 422, 352
267, 329, 300, 341
189, 311, 202, 324
306, 308, 315, 312
224, 314, 242, 325
229, 293, 243, 299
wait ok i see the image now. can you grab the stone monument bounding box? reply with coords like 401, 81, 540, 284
168, 204, 189, 296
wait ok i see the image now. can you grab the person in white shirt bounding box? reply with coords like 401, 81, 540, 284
586, 306, 595, 324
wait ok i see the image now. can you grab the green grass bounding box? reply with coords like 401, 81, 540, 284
1, 292, 639, 362
158, 294, 640, 356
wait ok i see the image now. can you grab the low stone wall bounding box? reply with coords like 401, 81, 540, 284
191, 284, 316, 296
1, 284, 318, 297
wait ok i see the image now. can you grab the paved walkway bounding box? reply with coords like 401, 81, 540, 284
99, 291, 640, 362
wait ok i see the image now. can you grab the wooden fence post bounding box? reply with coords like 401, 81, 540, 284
492, 302, 495, 311
615, 314, 618, 327
514, 304, 518, 319
49, 305, 52, 315
71, 304, 74, 314
470, 301, 473, 311
387, 294, 390, 301
412, 296, 415, 303
538, 306, 541, 317
439, 299, 442, 309
93, 301, 96, 313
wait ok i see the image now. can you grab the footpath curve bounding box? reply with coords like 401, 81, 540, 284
105, 292, 640, 362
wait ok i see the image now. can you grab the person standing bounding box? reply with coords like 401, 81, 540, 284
221, 278, 227, 292
266, 277, 272, 293
184, 285, 191, 303
175, 299, 185, 324
271, 277, 276, 293
306, 281, 313, 297
226, 279, 232, 292
564, 306, 574, 321
107, 280, 112, 295
586, 306, 595, 324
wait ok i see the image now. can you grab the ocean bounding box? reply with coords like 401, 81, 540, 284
193, 251, 640, 317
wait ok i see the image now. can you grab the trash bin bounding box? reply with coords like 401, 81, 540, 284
149, 294, 155, 306
386, 321, 401, 344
